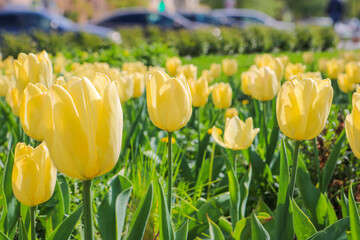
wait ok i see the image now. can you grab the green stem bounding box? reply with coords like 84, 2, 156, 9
83, 180, 94, 240
207, 142, 216, 199
167, 131, 173, 215
197, 107, 201, 146
289, 141, 300, 198
313, 138, 321, 186
262, 101, 268, 150
30, 206, 36, 240
233, 150, 237, 177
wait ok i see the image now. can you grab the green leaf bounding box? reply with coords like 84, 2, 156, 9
234, 217, 251, 240
326, 196, 337, 225
239, 166, 252, 219
0, 231, 10, 240
218, 216, 232, 236
57, 175, 70, 215
122, 101, 144, 155
320, 131, 345, 193
157, 180, 175, 240
97, 175, 132, 240
307, 217, 350, 240
126, 183, 154, 240
175, 222, 188, 240
46, 204, 83, 240
208, 216, 225, 240
292, 200, 317, 240
340, 188, 349, 218
274, 140, 294, 240
255, 198, 273, 217
251, 212, 270, 240
116, 187, 132, 240
18, 219, 28, 240
349, 183, 360, 240
266, 116, 279, 165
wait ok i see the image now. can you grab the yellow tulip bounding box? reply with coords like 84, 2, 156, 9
147, 66, 165, 81
337, 73, 355, 93
298, 72, 323, 83
0, 75, 15, 97
53, 53, 70, 74
131, 72, 145, 98
343, 51, 358, 62
6, 87, 20, 116
146, 71, 192, 132
54, 77, 67, 88
20, 83, 48, 141
188, 76, 209, 107
114, 74, 134, 103
254, 54, 273, 67
284, 63, 306, 81
345, 61, 360, 83
122, 61, 147, 75
276, 78, 333, 140
302, 52, 314, 65
241, 71, 255, 96
278, 55, 289, 67
326, 58, 344, 79
42, 76, 123, 180
0, 56, 15, 76
12, 142, 57, 207
357, 85, 360, 93
225, 107, 238, 119
318, 58, 328, 73
255, 54, 284, 81
222, 59, 238, 76
211, 116, 259, 150
178, 64, 197, 80
248, 67, 280, 101
201, 69, 214, 84
345, 93, 360, 158
14, 51, 53, 92
166, 57, 182, 76
210, 63, 221, 78
212, 82, 232, 109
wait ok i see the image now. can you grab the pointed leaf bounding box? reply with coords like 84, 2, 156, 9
292, 200, 317, 240
18, 219, 28, 240
307, 217, 350, 240
208, 216, 225, 240
0, 231, 10, 240
157, 180, 175, 240
251, 212, 270, 240
116, 187, 132, 240
349, 183, 360, 240
175, 222, 188, 240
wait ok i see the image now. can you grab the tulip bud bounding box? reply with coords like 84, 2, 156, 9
131, 72, 145, 98
212, 82, 232, 109
345, 93, 360, 158
43, 77, 123, 180
225, 107, 238, 119
284, 63, 306, 81
211, 116, 259, 150
114, 74, 134, 103
201, 69, 214, 84
254, 54, 284, 81
276, 78, 333, 140
318, 58, 328, 72
241, 71, 255, 96
298, 72, 322, 83
302, 52, 314, 65
0, 75, 15, 97
338, 73, 355, 93
326, 58, 344, 79
222, 59, 238, 76
178, 64, 197, 80
6, 87, 20, 116
248, 67, 280, 101
147, 71, 192, 132
12, 142, 57, 207
122, 61, 147, 75
210, 63, 221, 79
188, 76, 209, 107
166, 57, 182, 76
345, 61, 360, 84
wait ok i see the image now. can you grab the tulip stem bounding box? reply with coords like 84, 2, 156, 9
289, 141, 300, 198
262, 101, 268, 150
83, 180, 94, 240
30, 206, 36, 240
233, 150, 237, 176
313, 138, 321, 185
167, 131, 173, 215
207, 142, 216, 199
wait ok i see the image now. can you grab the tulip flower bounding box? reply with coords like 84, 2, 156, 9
146, 71, 192, 214
20, 83, 48, 141
318, 58, 328, 73
114, 74, 134, 103
225, 107, 238, 119
0, 75, 15, 97
166, 57, 182, 76
188, 76, 209, 107
345, 93, 360, 158
255, 54, 284, 81
122, 61, 147, 75
302, 52, 314, 65
298, 72, 323, 83
212, 82, 232, 109
212, 116, 259, 150
338, 73, 355, 93
178, 64, 197, 80
14, 51, 53, 92
241, 71, 255, 96
131, 72, 145, 98
248, 67, 280, 101
278, 55, 289, 67
222, 59, 238, 76
276, 77, 333, 141
284, 63, 306, 81
201, 69, 214, 83
345, 61, 360, 84
6, 87, 20, 116
210, 63, 221, 78
326, 58, 344, 79
12, 142, 57, 240
42, 76, 122, 239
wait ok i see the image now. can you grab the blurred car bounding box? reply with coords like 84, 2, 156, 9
0, 7, 121, 43
94, 8, 199, 30
178, 12, 235, 26
211, 8, 295, 31
298, 17, 333, 27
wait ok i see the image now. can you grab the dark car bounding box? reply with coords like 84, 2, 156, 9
94, 8, 198, 30
0, 7, 121, 43
178, 12, 234, 27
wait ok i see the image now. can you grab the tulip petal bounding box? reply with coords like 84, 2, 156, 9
211, 126, 228, 149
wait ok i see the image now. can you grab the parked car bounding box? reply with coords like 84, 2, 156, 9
0, 7, 121, 43
178, 11, 234, 27
94, 8, 199, 30
211, 8, 295, 31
